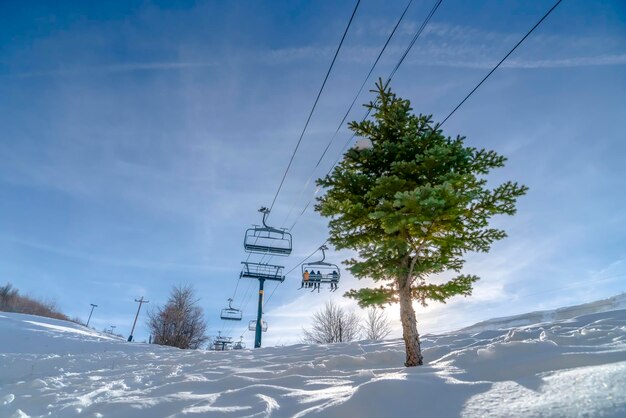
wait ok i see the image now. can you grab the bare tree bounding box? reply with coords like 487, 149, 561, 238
302, 300, 361, 344
0, 283, 18, 311
0, 282, 68, 320
147, 284, 208, 349
363, 307, 392, 341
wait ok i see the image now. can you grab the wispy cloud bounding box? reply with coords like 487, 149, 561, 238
5, 26, 624, 81
1, 235, 233, 273
262, 21, 626, 69
4, 61, 217, 79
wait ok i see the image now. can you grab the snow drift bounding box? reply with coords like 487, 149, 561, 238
1, 294, 626, 417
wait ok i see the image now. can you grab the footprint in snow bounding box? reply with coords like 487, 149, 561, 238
1, 393, 15, 405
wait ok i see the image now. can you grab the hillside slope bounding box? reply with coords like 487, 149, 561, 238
1, 297, 626, 417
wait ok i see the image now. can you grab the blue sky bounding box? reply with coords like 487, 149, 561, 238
1, 0, 625, 347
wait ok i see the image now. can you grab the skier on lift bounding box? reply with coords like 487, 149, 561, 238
301, 270, 310, 288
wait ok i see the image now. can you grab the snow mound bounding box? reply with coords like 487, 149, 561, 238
1, 300, 626, 417
459, 292, 626, 333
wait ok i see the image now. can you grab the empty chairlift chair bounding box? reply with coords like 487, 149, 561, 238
213, 332, 233, 351
233, 337, 246, 350
220, 298, 242, 321
244, 207, 292, 256
240, 262, 285, 282
248, 320, 268, 332
301, 245, 341, 292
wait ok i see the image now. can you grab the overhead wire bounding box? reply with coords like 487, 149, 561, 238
282, 0, 562, 273
250, 1, 446, 339
232, 1, 367, 340
238, 0, 567, 344
268, 0, 362, 214
280, 0, 416, 229
231, 2, 364, 339
259, 0, 439, 321
285, 0, 443, 234
439, 0, 563, 127
258, 0, 420, 319
264, 239, 329, 308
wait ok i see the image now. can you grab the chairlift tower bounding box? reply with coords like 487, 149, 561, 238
214, 331, 232, 351
240, 261, 284, 348
241, 208, 288, 348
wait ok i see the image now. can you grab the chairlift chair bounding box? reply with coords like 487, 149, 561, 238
248, 320, 268, 332
240, 262, 285, 282
220, 298, 243, 321
244, 207, 293, 256
233, 337, 246, 350
213, 332, 233, 351
300, 245, 341, 292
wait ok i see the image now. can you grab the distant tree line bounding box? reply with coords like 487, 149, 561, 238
0, 282, 68, 321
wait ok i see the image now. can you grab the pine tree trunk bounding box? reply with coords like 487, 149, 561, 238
398, 275, 423, 367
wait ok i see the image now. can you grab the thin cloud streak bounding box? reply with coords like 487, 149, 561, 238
4, 61, 217, 79
2, 235, 233, 273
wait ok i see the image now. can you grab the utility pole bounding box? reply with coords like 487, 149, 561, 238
86, 303, 98, 327
128, 296, 149, 342
108, 325, 116, 334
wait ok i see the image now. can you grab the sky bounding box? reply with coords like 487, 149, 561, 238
1, 0, 625, 348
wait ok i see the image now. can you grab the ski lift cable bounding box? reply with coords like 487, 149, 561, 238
230, 276, 242, 301
260, 240, 330, 312
264, 240, 329, 308
251, 0, 565, 341
307, 0, 567, 233
287, 0, 565, 239
439, 0, 563, 127
279, 0, 416, 230
261, 1, 420, 315
261, 0, 566, 334
236, 242, 331, 340
260, 0, 443, 312
388, 0, 443, 82
234, 0, 565, 343
267, 0, 362, 216
284, 0, 443, 233
229, 285, 257, 338
230, 225, 271, 304
234, 0, 440, 337
230, 0, 436, 333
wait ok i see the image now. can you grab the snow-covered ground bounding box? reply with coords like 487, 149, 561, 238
1, 295, 626, 418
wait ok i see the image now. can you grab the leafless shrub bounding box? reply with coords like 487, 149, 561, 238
301, 300, 361, 344
70, 316, 86, 326
0, 283, 68, 321
362, 307, 392, 341
147, 284, 208, 349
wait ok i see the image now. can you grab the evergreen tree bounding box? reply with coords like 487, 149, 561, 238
315, 80, 527, 366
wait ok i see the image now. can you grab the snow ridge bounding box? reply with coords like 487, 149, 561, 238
1, 299, 626, 417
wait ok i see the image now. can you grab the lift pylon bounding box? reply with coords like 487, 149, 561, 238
240, 261, 284, 348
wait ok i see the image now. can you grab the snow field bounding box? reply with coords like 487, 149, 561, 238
1, 298, 626, 417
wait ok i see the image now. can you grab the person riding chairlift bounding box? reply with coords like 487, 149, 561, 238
301, 270, 310, 289
331, 270, 339, 290
315, 270, 322, 290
